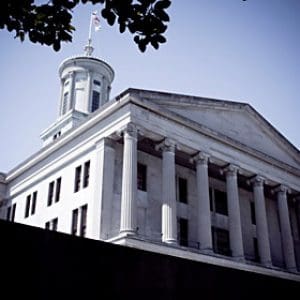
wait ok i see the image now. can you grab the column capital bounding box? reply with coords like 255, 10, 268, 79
221, 164, 239, 176
95, 136, 115, 150
190, 152, 210, 165
119, 122, 138, 139
272, 184, 291, 195
247, 175, 265, 187
155, 138, 176, 153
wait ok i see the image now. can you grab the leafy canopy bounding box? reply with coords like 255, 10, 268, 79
0, 0, 171, 52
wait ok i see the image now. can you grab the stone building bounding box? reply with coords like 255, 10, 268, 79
0, 48, 299, 282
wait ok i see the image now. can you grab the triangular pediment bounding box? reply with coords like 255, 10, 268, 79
130, 89, 300, 169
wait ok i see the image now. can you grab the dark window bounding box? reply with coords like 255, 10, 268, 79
71, 208, 79, 235
209, 187, 213, 211
62, 92, 69, 114
212, 227, 230, 256
214, 190, 228, 215
250, 201, 256, 225
45, 221, 50, 230
11, 204, 16, 222
80, 204, 88, 237
6, 206, 11, 221
253, 237, 259, 262
74, 166, 82, 192
31, 191, 37, 215
137, 163, 147, 191
83, 161, 90, 188
25, 195, 31, 218
91, 91, 100, 112
48, 181, 54, 206
178, 178, 188, 204
55, 177, 61, 203
93, 80, 101, 86
52, 218, 58, 232
178, 218, 188, 246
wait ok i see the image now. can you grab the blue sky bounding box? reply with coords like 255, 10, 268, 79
0, 0, 299, 172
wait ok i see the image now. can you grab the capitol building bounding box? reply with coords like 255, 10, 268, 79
0, 44, 299, 282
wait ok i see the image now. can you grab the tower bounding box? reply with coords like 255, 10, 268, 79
40, 28, 114, 147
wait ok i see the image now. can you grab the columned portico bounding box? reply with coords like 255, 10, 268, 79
275, 185, 297, 272
251, 176, 272, 266
120, 123, 138, 235
157, 139, 177, 244
224, 165, 244, 259
193, 152, 213, 252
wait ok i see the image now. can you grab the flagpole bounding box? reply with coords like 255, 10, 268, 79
84, 12, 94, 56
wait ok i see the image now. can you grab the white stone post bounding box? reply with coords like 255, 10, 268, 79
158, 139, 177, 244
275, 185, 297, 272
224, 165, 244, 259
193, 153, 212, 251
251, 176, 272, 266
120, 123, 138, 235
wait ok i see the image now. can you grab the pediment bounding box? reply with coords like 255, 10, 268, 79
132, 89, 300, 169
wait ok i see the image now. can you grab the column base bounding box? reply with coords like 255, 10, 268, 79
232, 255, 245, 263
119, 230, 137, 237
162, 238, 177, 246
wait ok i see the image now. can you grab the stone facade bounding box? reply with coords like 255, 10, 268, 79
0, 55, 299, 282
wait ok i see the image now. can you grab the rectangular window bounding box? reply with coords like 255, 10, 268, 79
11, 203, 16, 222
214, 190, 228, 215
6, 206, 11, 221
212, 227, 230, 256
137, 163, 147, 191
91, 90, 100, 112
178, 218, 188, 246
253, 237, 259, 262
74, 166, 82, 193
25, 195, 31, 218
31, 191, 37, 215
93, 80, 101, 86
71, 208, 79, 235
48, 181, 55, 206
250, 201, 256, 225
178, 177, 188, 204
62, 92, 69, 115
209, 187, 213, 211
55, 177, 61, 203
45, 221, 50, 230
83, 161, 90, 188
80, 204, 88, 237
52, 218, 58, 232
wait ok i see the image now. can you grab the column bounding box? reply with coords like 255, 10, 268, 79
224, 165, 244, 259
160, 139, 177, 244
120, 123, 138, 235
275, 185, 297, 272
88, 138, 115, 240
69, 71, 76, 110
194, 153, 212, 251
251, 176, 272, 266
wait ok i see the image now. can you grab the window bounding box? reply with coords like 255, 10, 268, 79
74, 166, 82, 193
178, 177, 188, 204
80, 204, 88, 237
64, 80, 69, 86
48, 181, 54, 206
83, 161, 90, 188
253, 237, 259, 262
31, 191, 37, 215
91, 90, 100, 112
137, 163, 147, 191
71, 208, 79, 235
53, 131, 61, 141
210, 188, 228, 215
62, 92, 69, 115
250, 201, 256, 225
25, 191, 38, 217
71, 204, 88, 237
74, 161, 90, 192
93, 80, 101, 86
55, 177, 61, 203
6, 203, 16, 222
25, 195, 31, 218
45, 218, 58, 231
212, 227, 230, 256
178, 218, 188, 246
